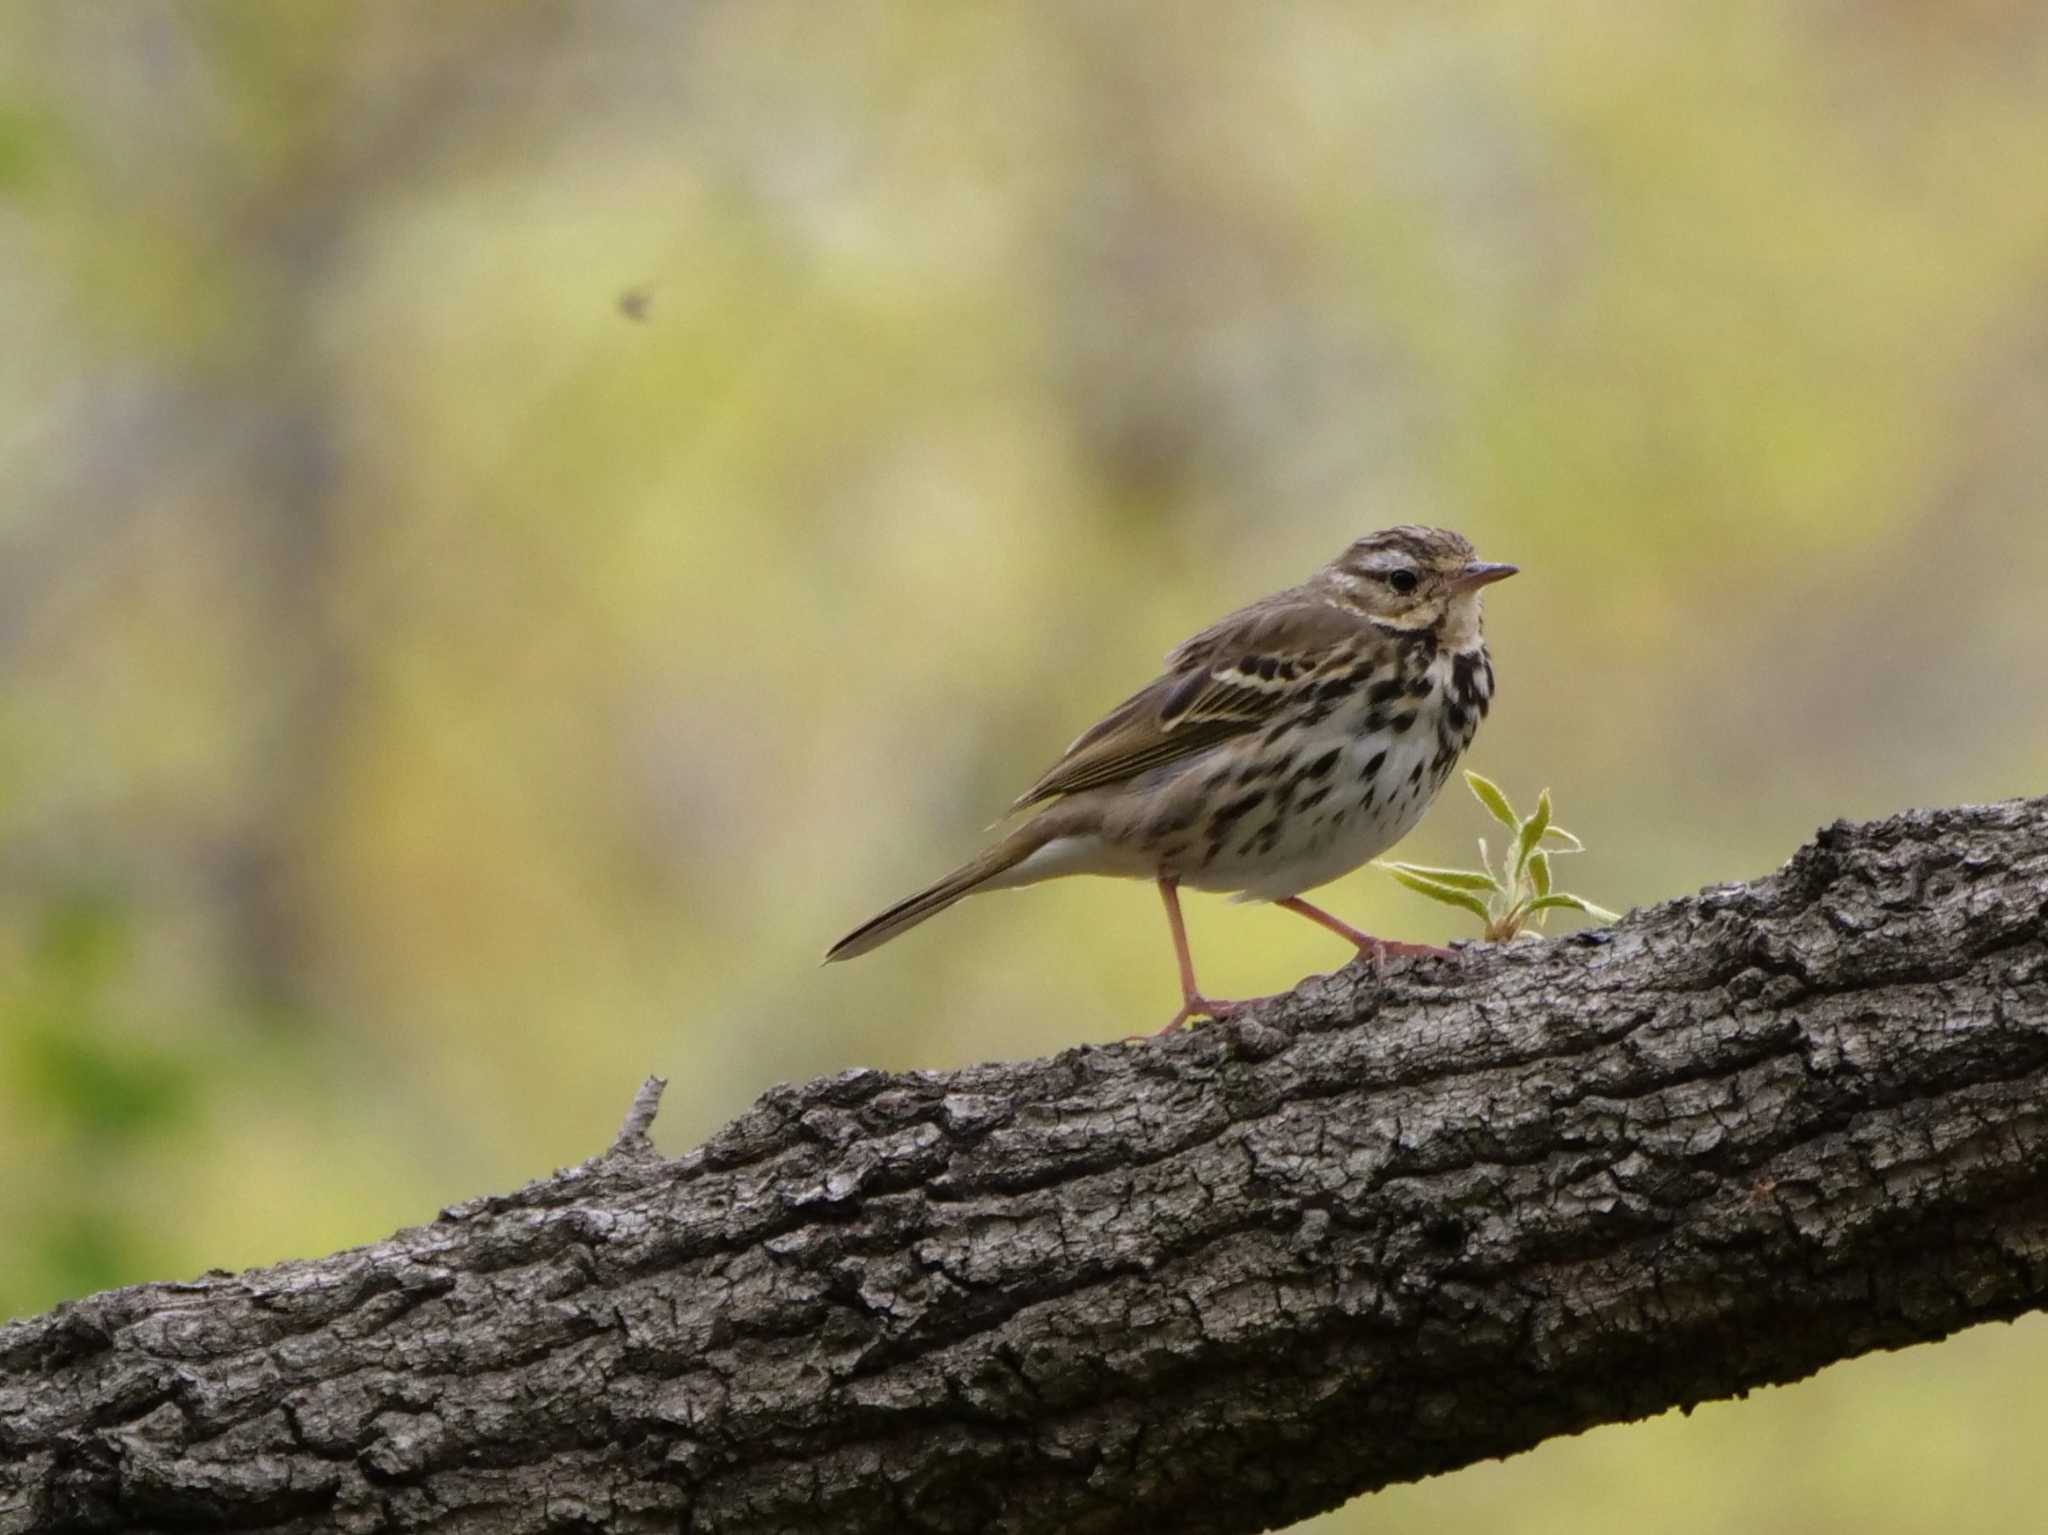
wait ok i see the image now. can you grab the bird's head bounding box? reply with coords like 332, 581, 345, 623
1321, 525, 1516, 643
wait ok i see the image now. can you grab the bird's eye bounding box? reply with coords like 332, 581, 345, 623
1387, 569, 1419, 594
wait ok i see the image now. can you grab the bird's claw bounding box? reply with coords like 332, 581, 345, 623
1139, 994, 1257, 1041
1356, 938, 1460, 977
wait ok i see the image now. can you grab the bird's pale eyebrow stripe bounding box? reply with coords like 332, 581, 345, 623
1354, 530, 1438, 563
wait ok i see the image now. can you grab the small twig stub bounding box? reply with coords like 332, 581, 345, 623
611, 1074, 669, 1153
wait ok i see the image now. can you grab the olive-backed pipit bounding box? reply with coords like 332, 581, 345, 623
827, 526, 1516, 1031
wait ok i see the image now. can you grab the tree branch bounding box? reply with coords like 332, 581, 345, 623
4, 796, 2047, 1535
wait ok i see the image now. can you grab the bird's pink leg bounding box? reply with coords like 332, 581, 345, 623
1275, 896, 1456, 978
1152, 877, 1258, 1034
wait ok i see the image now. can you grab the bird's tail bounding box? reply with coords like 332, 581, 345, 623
825, 822, 1058, 962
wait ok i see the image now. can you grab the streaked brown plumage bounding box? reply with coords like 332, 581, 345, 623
827, 526, 1516, 1031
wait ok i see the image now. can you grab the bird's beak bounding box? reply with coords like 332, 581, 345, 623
1452, 560, 1518, 591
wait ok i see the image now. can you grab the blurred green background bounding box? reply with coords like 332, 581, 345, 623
3, 3, 2045, 1530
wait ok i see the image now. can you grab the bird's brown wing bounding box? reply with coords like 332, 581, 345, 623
1009, 598, 1376, 810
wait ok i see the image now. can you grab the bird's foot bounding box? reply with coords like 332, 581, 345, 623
1355, 937, 1460, 978
1142, 993, 1276, 1039
1271, 899, 1458, 979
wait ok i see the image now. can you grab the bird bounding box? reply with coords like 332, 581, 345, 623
825, 526, 1516, 1032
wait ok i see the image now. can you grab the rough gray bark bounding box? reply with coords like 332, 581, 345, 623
5, 796, 2047, 1535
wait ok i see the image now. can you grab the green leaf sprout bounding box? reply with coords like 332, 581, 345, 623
1378, 772, 1622, 942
